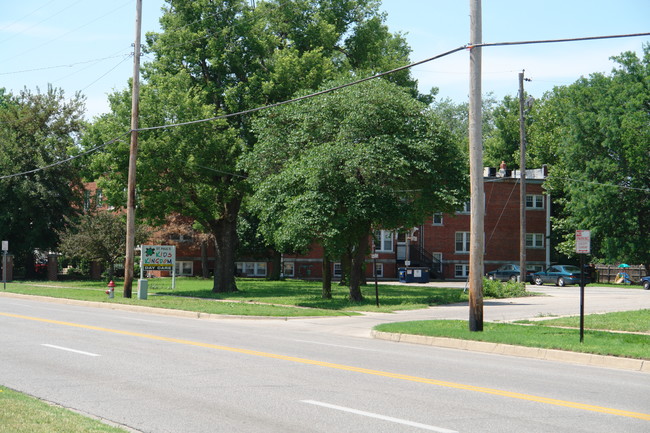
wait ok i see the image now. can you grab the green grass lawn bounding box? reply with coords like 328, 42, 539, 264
0, 386, 127, 433
2, 277, 469, 315
516, 309, 650, 333
375, 310, 650, 360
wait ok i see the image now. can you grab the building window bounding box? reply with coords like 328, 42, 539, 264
333, 263, 342, 277
373, 230, 394, 252
455, 264, 469, 278
236, 262, 267, 277
526, 233, 544, 249
455, 232, 470, 253
170, 233, 194, 242
457, 201, 471, 214
95, 189, 103, 208
526, 194, 544, 209
282, 262, 295, 277
373, 263, 384, 278
83, 190, 91, 212
175, 261, 193, 276
432, 213, 443, 225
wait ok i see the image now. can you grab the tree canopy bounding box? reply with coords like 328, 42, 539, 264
86, 0, 424, 292
246, 79, 468, 300
538, 45, 650, 269
0, 86, 85, 273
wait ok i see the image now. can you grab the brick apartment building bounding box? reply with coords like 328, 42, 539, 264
82, 167, 550, 281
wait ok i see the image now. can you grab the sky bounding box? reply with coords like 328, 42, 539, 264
1, 0, 648, 120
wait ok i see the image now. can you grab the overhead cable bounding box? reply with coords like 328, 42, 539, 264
0, 132, 130, 180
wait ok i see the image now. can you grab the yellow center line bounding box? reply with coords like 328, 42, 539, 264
3, 311, 649, 421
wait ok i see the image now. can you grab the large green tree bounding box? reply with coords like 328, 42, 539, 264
0, 86, 85, 275
246, 79, 467, 301
535, 45, 650, 269
87, 0, 418, 292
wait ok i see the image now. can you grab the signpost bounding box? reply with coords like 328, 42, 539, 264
141, 245, 177, 291
2, 241, 7, 290
575, 230, 591, 342
371, 253, 379, 307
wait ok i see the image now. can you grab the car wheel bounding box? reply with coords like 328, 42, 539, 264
557, 277, 566, 287
644, 281, 650, 290
534, 276, 543, 286
509, 275, 518, 282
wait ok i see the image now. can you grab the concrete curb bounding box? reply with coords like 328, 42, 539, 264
371, 330, 650, 373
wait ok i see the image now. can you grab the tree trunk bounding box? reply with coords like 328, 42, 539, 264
338, 249, 351, 286
210, 199, 241, 293
200, 239, 210, 278
269, 249, 282, 280
322, 254, 332, 299
349, 232, 368, 302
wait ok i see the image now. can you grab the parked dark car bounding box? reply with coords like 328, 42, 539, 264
486, 264, 533, 282
642, 276, 650, 290
533, 265, 589, 287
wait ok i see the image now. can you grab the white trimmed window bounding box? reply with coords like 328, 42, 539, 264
236, 262, 268, 277
526, 233, 544, 249
455, 232, 470, 253
333, 263, 342, 277
432, 213, 443, 225
175, 261, 193, 276
373, 230, 394, 252
455, 264, 470, 278
282, 262, 295, 277
374, 263, 384, 278
526, 194, 544, 209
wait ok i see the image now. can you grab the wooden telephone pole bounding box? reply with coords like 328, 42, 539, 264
518, 71, 527, 285
468, 0, 484, 331
124, 0, 142, 298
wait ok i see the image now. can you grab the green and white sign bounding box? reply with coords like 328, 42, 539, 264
141, 245, 176, 270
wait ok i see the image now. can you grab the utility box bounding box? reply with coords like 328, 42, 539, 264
137, 279, 148, 300
398, 267, 430, 283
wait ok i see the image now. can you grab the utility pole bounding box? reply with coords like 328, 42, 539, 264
518, 71, 527, 285
124, 0, 142, 298
468, 0, 483, 331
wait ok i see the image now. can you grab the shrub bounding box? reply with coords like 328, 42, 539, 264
482, 277, 528, 298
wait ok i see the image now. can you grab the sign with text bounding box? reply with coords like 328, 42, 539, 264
575, 230, 591, 254
142, 245, 176, 270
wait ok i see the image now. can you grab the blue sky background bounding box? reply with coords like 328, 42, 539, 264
1, 0, 648, 119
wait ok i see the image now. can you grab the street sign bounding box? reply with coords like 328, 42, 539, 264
1, 241, 7, 251
575, 230, 591, 254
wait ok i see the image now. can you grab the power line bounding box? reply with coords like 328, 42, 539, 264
3, 32, 649, 180
137, 45, 468, 132
470, 32, 650, 49
0, 54, 130, 76
548, 176, 650, 194
0, 132, 130, 180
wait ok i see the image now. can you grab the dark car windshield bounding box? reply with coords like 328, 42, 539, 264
563, 266, 580, 273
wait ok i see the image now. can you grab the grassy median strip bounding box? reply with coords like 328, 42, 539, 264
0, 386, 127, 433
516, 309, 650, 333
374, 317, 650, 359
2, 277, 469, 315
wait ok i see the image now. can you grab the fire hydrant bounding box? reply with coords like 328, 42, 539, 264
106, 280, 115, 299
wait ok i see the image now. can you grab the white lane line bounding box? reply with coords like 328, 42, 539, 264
292, 339, 383, 352
301, 400, 458, 432
42, 344, 100, 357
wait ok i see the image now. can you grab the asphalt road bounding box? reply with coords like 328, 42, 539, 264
0, 285, 649, 433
